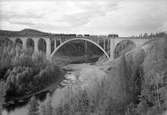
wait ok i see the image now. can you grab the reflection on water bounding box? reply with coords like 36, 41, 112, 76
3, 106, 28, 115
2, 72, 74, 115
3, 91, 52, 115
3, 90, 52, 115
2, 63, 92, 115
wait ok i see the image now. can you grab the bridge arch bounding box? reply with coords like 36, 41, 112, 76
114, 40, 136, 58
15, 38, 23, 48
26, 38, 34, 54
26, 38, 34, 49
38, 38, 47, 53
51, 38, 110, 59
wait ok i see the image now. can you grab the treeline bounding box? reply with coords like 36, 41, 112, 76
131, 32, 167, 38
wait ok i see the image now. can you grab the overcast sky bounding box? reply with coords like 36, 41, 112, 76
0, 0, 167, 36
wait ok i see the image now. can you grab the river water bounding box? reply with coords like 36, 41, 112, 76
2, 64, 82, 115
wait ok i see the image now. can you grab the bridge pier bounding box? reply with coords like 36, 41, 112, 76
84, 41, 88, 55
46, 39, 51, 58
109, 38, 116, 60
54, 40, 57, 49
22, 39, 27, 50
34, 38, 39, 53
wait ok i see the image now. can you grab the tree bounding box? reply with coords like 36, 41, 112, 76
45, 93, 53, 115
0, 80, 6, 115
28, 96, 39, 115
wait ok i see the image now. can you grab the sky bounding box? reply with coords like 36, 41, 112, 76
0, 0, 167, 36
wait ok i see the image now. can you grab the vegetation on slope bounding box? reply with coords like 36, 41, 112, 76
1, 33, 167, 115
37, 37, 167, 115
114, 40, 136, 58
0, 40, 65, 104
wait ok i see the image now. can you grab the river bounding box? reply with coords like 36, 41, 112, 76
2, 63, 100, 115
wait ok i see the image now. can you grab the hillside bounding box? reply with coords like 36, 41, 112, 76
48, 37, 167, 115
0, 29, 76, 37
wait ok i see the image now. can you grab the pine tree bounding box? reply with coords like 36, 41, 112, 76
28, 96, 39, 115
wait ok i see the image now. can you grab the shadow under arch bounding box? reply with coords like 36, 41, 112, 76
26, 38, 34, 48
38, 38, 46, 53
114, 40, 136, 59
15, 38, 23, 48
51, 38, 110, 59
26, 38, 35, 54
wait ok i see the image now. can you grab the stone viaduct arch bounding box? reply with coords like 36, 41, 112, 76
9, 37, 51, 57
109, 37, 149, 59
50, 38, 110, 59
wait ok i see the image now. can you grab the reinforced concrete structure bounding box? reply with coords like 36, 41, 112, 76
9, 35, 150, 60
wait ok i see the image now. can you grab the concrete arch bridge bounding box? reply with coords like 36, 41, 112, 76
9, 36, 150, 60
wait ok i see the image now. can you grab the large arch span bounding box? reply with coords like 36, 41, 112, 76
50, 38, 110, 59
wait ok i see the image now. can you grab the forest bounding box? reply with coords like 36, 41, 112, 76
0, 38, 65, 109
0, 33, 167, 115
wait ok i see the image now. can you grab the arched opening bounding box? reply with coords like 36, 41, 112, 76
26, 38, 34, 54
15, 38, 23, 48
0, 37, 12, 47
51, 38, 109, 65
114, 40, 136, 58
38, 38, 46, 53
